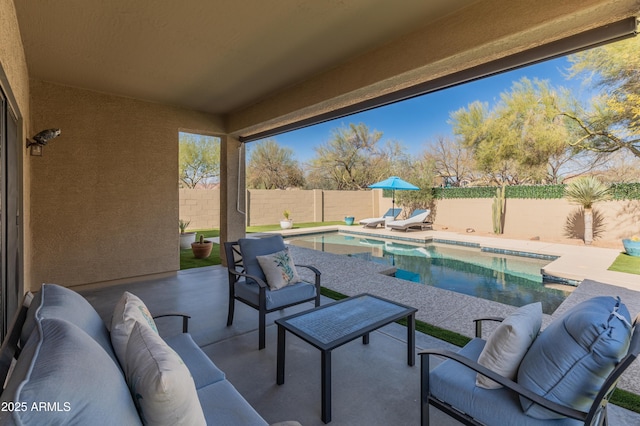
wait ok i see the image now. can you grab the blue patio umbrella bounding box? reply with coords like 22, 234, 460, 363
368, 176, 419, 213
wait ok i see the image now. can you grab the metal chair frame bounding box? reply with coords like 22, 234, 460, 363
224, 241, 321, 349
420, 318, 640, 426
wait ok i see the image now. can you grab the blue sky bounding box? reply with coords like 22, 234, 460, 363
255, 56, 592, 163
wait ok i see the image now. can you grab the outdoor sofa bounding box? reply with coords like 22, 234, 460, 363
0, 283, 298, 426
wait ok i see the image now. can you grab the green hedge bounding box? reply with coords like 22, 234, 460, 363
432, 187, 496, 199
432, 183, 640, 200
505, 185, 565, 199
610, 183, 640, 200
434, 185, 565, 200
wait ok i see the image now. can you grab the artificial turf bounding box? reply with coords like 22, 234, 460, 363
608, 253, 640, 275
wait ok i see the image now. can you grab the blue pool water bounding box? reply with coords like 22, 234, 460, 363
286, 233, 570, 314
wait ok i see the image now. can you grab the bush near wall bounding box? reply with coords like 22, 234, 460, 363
610, 183, 640, 200
432, 183, 640, 200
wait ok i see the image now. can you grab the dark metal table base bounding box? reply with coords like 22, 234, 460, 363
276, 293, 417, 423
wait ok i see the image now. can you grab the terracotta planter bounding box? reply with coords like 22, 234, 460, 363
191, 238, 213, 259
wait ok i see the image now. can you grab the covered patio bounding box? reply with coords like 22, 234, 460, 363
3, 0, 640, 300
2, 0, 640, 424
75, 247, 640, 425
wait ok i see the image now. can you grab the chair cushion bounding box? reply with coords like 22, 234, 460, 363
164, 333, 226, 388
124, 322, 206, 426
197, 380, 268, 426
0, 318, 142, 425
234, 280, 316, 310
388, 211, 430, 228
238, 235, 287, 286
257, 248, 301, 290
111, 291, 158, 365
518, 296, 632, 419
476, 302, 542, 389
20, 283, 117, 363
429, 338, 580, 426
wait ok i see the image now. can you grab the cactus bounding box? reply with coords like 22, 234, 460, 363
492, 185, 506, 234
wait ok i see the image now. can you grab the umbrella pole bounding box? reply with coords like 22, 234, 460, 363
392, 189, 395, 213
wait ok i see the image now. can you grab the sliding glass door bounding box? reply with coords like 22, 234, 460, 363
0, 86, 21, 339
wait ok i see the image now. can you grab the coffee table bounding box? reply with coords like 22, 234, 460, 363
275, 293, 417, 423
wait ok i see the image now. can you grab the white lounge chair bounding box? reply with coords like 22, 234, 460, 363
387, 209, 432, 231
358, 208, 402, 228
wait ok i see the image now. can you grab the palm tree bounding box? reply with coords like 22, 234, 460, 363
564, 176, 611, 245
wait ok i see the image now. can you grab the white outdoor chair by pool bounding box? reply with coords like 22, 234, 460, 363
387, 209, 432, 231
359, 208, 402, 228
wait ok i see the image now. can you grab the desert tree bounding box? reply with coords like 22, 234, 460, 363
246, 139, 304, 189
423, 135, 477, 186
451, 78, 587, 184
179, 133, 220, 188
563, 36, 640, 158
308, 123, 394, 190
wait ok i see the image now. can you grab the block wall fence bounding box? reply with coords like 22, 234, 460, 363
179, 189, 640, 242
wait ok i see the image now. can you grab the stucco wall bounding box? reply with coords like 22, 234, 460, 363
246, 189, 315, 226
180, 188, 386, 227
179, 188, 221, 230
433, 198, 640, 241
244, 188, 382, 225
0, 0, 29, 116
181, 189, 640, 243
29, 81, 224, 288
322, 190, 380, 222
0, 0, 31, 289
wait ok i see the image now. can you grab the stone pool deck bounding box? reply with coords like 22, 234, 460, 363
275, 225, 640, 396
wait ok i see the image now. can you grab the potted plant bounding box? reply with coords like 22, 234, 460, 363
191, 234, 213, 259
344, 216, 355, 225
280, 209, 293, 229
622, 235, 640, 257
179, 219, 196, 249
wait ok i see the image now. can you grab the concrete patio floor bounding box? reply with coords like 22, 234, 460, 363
76, 238, 640, 425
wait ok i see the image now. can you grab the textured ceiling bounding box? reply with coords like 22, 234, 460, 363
15, 0, 478, 115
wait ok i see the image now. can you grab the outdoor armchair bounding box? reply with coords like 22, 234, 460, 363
419, 296, 640, 426
359, 208, 402, 228
224, 235, 321, 350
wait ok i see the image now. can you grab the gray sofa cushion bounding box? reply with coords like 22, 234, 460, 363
197, 379, 268, 426
0, 318, 141, 425
429, 338, 580, 426
21, 283, 117, 363
165, 332, 226, 388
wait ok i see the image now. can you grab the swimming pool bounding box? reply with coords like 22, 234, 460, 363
285, 232, 570, 314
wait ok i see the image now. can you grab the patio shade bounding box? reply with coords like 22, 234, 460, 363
369, 176, 419, 212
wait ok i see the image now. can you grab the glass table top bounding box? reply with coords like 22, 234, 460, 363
281, 294, 412, 345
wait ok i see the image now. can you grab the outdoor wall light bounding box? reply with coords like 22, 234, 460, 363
26, 128, 61, 156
